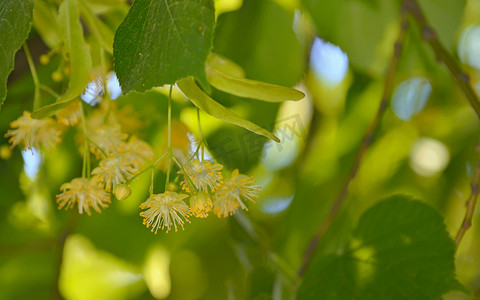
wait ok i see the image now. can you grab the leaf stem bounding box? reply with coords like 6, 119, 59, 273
126, 152, 169, 185
298, 7, 409, 277
23, 43, 41, 111
79, 101, 91, 178
165, 85, 173, 189
39, 84, 60, 98
197, 108, 206, 160
172, 155, 198, 193
455, 138, 480, 250
86, 136, 107, 158
403, 0, 480, 119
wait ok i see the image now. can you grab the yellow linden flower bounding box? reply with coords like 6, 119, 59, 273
56, 102, 81, 126
213, 195, 240, 218
120, 136, 154, 167
91, 153, 138, 191
180, 159, 223, 193
213, 169, 260, 218
90, 125, 127, 158
140, 192, 190, 233
189, 192, 213, 218
5, 111, 62, 151
56, 177, 110, 215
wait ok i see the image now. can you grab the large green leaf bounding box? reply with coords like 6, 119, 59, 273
298, 195, 467, 299
0, 0, 33, 108
113, 0, 215, 94
177, 76, 280, 142
57, 0, 92, 102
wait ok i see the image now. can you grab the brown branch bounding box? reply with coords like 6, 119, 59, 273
455, 139, 480, 250
403, 0, 480, 119
297, 7, 410, 278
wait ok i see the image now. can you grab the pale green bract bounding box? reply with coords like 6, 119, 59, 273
176, 77, 280, 142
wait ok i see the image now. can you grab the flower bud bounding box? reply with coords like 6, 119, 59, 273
167, 182, 178, 191
52, 71, 63, 82
113, 184, 132, 201
40, 55, 50, 65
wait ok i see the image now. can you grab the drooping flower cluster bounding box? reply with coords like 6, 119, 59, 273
5, 93, 261, 230
5, 111, 62, 151
56, 177, 110, 215
91, 153, 138, 191
140, 191, 190, 233
180, 159, 223, 193
5, 96, 154, 215
213, 169, 260, 217
139, 154, 261, 233
89, 124, 154, 193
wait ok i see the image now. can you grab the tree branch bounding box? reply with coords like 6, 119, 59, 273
455, 139, 480, 250
298, 7, 410, 278
403, 0, 480, 119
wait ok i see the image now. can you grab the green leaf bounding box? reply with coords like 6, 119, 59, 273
0, 0, 33, 108
56, 0, 92, 103
206, 64, 305, 103
176, 77, 280, 142
113, 0, 215, 94
298, 195, 467, 300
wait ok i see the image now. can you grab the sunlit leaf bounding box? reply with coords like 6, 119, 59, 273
207, 53, 245, 78
60, 235, 145, 300
298, 195, 467, 299
0, 0, 33, 108
113, 0, 215, 94
177, 76, 280, 142
56, 0, 93, 103
206, 65, 305, 103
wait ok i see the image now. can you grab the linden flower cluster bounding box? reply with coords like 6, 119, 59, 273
56, 106, 153, 213
139, 158, 261, 234
5, 100, 154, 216
5, 111, 62, 151
5, 101, 261, 233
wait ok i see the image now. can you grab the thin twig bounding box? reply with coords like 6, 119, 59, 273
455, 139, 480, 249
298, 8, 409, 277
404, 0, 480, 119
